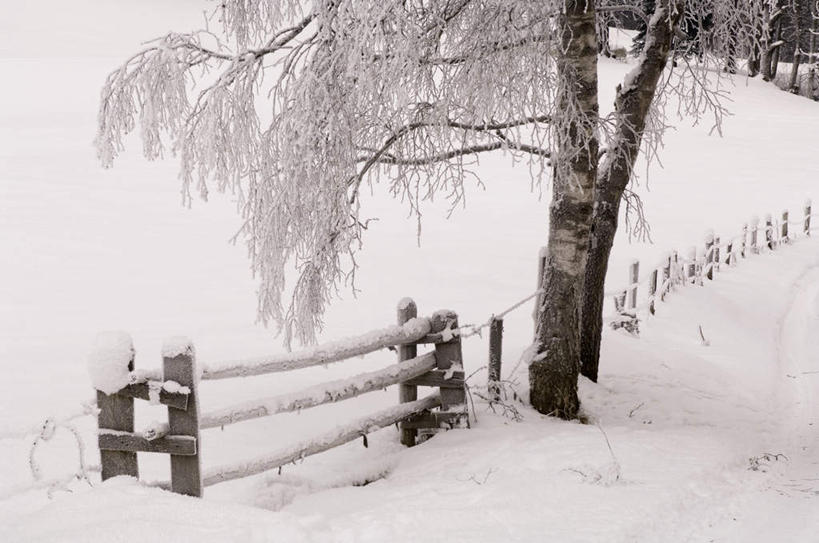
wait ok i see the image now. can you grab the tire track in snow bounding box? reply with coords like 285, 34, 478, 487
704, 259, 819, 541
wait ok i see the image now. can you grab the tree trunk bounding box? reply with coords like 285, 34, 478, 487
770, 2, 785, 79
788, 0, 803, 93
530, 1, 599, 420
724, 0, 739, 74
810, 3, 819, 99
762, 3, 777, 80
580, 4, 681, 382
749, 1, 763, 77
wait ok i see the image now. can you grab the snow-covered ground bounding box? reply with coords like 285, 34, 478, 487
2, 3, 819, 541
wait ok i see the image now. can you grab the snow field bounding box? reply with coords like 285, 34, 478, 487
3, 2, 819, 541
8, 229, 819, 542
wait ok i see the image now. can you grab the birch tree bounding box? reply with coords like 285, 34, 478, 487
95, 0, 761, 420
580, 1, 759, 383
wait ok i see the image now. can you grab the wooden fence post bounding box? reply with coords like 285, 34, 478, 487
765, 214, 775, 250
805, 200, 812, 236
649, 269, 658, 315
397, 298, 418, 447
163, 338, 202, 497
781, 210, 789, 243
431, 311, 467, 415
705, 232, 714, 280
751, 216, 759, 254
741, 223, 748, 258
673, 251, 681, 287
614, 291, 627, 313
488, 317, 503, 401
661, 254, 671, 301
629, 260, 639, 310
97, 335, 138, 481
714, 235, 721, 274
726, 240, 734, 266
687, 247, 695, 284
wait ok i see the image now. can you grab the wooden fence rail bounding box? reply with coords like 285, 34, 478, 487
202, 393, 443, 487
92, 301, 467, 498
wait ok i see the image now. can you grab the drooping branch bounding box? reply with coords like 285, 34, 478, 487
351, 114, 552, 196
366, 141, 550, 167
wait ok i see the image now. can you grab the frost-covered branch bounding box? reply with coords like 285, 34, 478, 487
95, 0, 562, 347
94, 0, 762, 348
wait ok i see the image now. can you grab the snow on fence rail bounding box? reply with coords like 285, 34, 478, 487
90, 300, 468, 497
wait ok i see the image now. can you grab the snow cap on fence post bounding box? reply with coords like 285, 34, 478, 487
162, 336, 202, 497
91, 331, 138, 481
88, 331, 134, 395
163, 336, 203, 381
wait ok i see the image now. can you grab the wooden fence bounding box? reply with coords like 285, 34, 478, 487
92, 300, 468, 497
605, 200, 815, 318
485, 200, 816, 390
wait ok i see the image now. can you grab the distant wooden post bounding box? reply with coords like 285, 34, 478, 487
751, 216, 760, 254
726, 240, 734, 266
163, 338, 202, 497
629, 260, 639, 310
673, 251, 681, 287
661, 254, 671, 301
781, 210, 789, 243
397, 298, 419, 447
687, 247, 697, 284
648, 269, 658, 315
741, 224, 748, 258
488, 317, 503, 401
97, 337, 138, 481
430, 311, 466, 415
705, 232, 715, 280
614, 291, 627, 313
805, 200, 812, 236
765, 214, 775, 250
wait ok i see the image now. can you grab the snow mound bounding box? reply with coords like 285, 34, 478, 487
5, 477, 311, 543
87, 331, 133, 395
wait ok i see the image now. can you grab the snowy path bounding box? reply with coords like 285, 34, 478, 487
700, 263, 819, 541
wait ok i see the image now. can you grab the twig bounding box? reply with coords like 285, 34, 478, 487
628, 402, 645, 418
698, 324, 710, 346
457, 467, 497, 485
